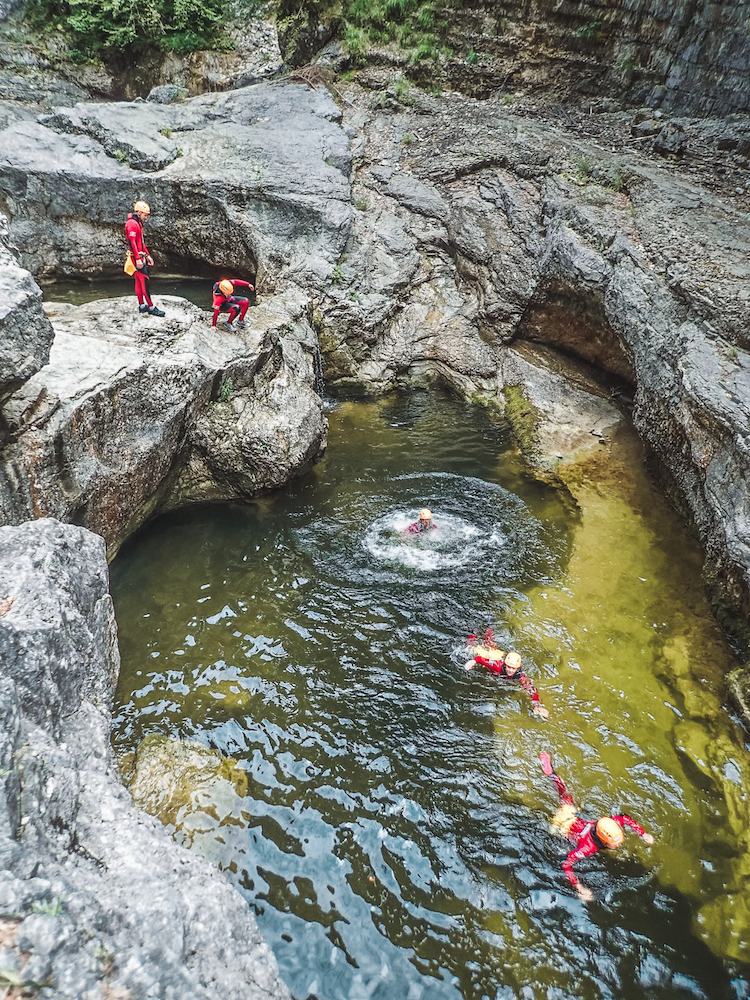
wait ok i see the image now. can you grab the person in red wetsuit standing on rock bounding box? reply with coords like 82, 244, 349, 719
539, 751, 654, 901
404, 508, 437, 534
212, 278, 255, 330
124, 201, 164, 317
464, 628, 549, 718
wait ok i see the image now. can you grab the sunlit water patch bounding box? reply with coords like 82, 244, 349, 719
112, 390, 750, 1000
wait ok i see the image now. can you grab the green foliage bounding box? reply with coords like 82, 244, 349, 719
401, 132, 412, 145
465, 48, 477, 64
27, 0, 227, 60
113, 148, 130, 164
574, 19, 602, 41
331, 264, 343, 284
32, 896, 64, 916
341, 0, 450, 64
575, 153, 592, 180
217, 376, 232, 402
394, 73, 409, 98
160, 127, 172, 138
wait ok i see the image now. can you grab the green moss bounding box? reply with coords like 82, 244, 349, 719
502, 384, 541, 456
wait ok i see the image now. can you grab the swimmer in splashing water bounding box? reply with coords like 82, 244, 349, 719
464, 628, 549, 718
539, 751, 655, 901
404, 508, 437, 535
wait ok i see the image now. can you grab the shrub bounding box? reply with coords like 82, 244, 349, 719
27, 0, 227, 59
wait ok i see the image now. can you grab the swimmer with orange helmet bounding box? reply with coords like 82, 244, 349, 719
404, 509, 437, 534
212, 277, 255, 329
539, 751, 654, 901
464, 628, 549, 718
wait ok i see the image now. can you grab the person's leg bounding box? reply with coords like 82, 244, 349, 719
237, 297, 250, 324
134, 270, 147, 308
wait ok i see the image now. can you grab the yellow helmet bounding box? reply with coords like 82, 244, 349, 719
504, 651, 522, 670
133, 200, 151, 215
596, 817, 624, 849
419, 508, 432, 520
219, 279, 234, 296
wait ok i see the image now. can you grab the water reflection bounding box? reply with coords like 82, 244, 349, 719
112, 390, 750, 1000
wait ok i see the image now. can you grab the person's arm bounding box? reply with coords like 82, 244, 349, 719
232, 279, 255, 291
617, 815, 655, 844
516, 671, 549, 718
562, 841, 598, 900
125, 221, 142, 263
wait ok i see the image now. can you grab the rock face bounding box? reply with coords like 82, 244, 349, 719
0, 82, 351, 286
0, 517, 291, 1000
0, 291, 327, 558
314, 84, 750, 642
0, 213, 54, 417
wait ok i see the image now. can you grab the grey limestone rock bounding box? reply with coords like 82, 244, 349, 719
0, 82, 352, 286
0, 214, 54, 410
0, 292, 327, 558
0, 518, 292, 1000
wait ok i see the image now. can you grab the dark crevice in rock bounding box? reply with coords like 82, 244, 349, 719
516, 279, 636, 385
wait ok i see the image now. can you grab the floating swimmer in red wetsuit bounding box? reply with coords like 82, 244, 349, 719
404, 508, 437, 534
539, 751, 655, 901
212, 278, 255, 329
464, 628, 549, 718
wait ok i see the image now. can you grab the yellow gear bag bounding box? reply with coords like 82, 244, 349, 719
124, 252, 136, 276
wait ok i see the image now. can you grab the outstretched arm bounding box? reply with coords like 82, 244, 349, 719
618, 815, 654, 845
517, 671, 549, 718
563, 842, 598, 901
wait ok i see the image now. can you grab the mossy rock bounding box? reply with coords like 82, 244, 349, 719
502, 383, 541, 457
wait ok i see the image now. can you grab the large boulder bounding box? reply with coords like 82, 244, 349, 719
0, 82, 352, 287
0, 518, 291, 1000
0, 214, 53, 413
0, 290, 327, 557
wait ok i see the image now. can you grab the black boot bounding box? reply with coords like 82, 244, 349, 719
148, 305, 165, 317
138, 304, 149, 313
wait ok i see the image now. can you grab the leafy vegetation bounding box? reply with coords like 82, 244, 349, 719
25, 0, 266, 59
338, 0, 453, 65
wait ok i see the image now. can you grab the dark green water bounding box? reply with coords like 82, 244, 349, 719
111, 390, 750, 1000
40, 275, 210, 308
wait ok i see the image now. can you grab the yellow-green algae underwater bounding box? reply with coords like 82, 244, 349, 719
112, 391, 750, 1000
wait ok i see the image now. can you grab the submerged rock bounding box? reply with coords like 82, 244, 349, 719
0, 290, 327, 557
0, 518, 291, 999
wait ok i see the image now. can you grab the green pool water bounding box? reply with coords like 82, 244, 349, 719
111, 389, 750, 1000
40, 275, 211, 309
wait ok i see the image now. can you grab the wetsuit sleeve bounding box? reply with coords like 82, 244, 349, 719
616, 815, 647, 837
232, 279, 254, 291
562, 840, 599, 888
516, 671, 541, 704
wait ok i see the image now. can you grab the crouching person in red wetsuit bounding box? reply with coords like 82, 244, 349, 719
212, 278, 255, 329
539, 751, 654, 901
464, 628, 549, 718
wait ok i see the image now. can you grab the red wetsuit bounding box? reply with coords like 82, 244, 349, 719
472, 652, 541, 705
124, 213, 153, 307
550, 772, 647, 891
212, 280, 254, 327
405, 520, 436, 534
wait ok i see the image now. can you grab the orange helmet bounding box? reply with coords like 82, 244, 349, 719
419, 508, 432, 520
504, 651, 522, 671
219, 279, 234, 296
596, 817, 624, 848
133, 200, 151, 215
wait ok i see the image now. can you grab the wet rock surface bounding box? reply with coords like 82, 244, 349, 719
0, 291, 327, 558
0, 518, 291, 1000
